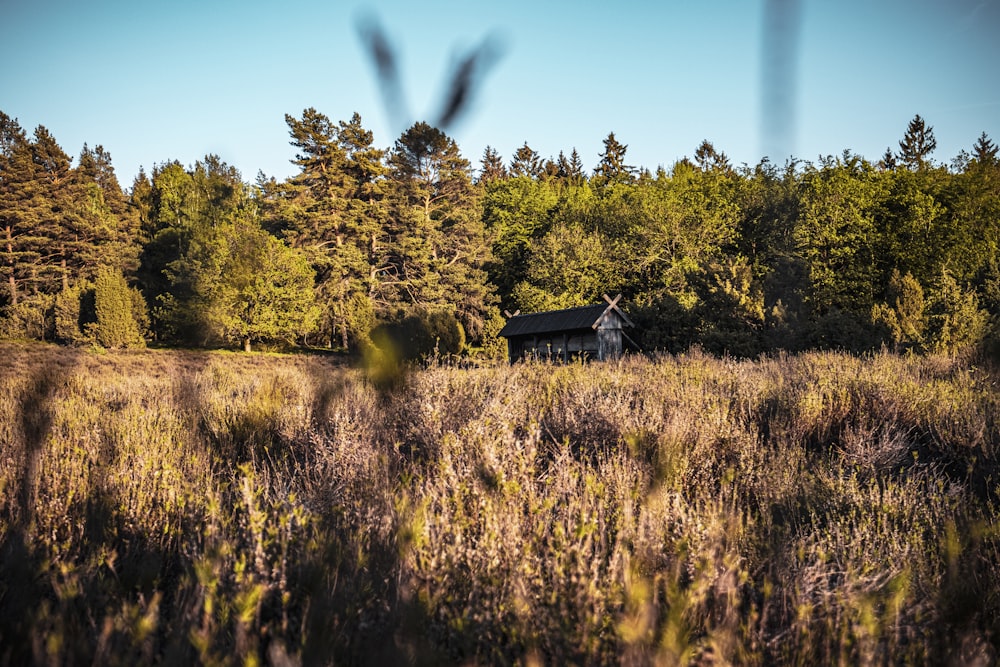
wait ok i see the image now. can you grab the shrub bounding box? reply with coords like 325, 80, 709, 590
925, 269, 988, 355
94, 266, 145, 349
54, 282, 95, 344
371, 307, 466, 361
0, 293, 55, 341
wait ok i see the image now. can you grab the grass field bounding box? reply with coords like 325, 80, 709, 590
1, 342, 998, 665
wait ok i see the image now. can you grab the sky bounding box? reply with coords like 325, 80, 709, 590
2, 0, 999, 188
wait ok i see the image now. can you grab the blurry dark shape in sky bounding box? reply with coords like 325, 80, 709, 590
761, 0, 802, 163
434, 35, 504, 130
356, 13, 410, 133
355, 11, 504, 134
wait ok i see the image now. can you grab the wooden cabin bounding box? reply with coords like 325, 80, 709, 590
498, 294, 635, 363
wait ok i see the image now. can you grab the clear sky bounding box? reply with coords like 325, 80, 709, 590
2, 0, 998, 187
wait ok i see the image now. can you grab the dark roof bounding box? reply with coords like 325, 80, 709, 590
499, 303, 629, 338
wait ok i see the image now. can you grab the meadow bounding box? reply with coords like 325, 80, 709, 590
0, 342, 998, 665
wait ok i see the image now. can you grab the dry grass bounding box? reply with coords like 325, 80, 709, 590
0, 342, 997, 665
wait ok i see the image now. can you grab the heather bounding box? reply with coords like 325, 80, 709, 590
1, 342, 997, 665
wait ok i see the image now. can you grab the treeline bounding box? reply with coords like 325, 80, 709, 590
1, 109, 998, 357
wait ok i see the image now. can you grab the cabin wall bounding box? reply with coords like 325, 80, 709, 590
597, 328, 622, 360
508, 331, 602, 362
505, 329, 628, 363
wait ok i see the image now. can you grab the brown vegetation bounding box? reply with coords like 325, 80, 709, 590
1, 342, 998, 665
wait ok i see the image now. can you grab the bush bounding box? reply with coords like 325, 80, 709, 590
925, 270, 988, 355
94, 266, 145, 349
0, 293, 55, 341
370, 307, 465, 361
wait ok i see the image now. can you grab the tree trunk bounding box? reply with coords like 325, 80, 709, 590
4, 225, 15, 305
244, 338, 252, 353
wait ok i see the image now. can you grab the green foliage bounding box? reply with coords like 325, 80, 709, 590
94, 266, 144, 349
872, 269, 926, 351
478, 306, 508, 361
0, 293, 54, 340
897, 114, 937, 171
259, 109, 387, 351
160, 216, 319, 351
382, 122, 494, 341
0, 118, 139, 313
691, 255, 765, 356
371, 306, 466, 361
593, 131, 634, 185
4, 108, 1000, 361
512, 222, 620, 312
54, 282, 93, 345
481, 175, 557, 298
924, 269, 989, 355
795, 154, 883, 318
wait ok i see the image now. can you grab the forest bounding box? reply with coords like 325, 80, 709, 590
1, 109, 999, 359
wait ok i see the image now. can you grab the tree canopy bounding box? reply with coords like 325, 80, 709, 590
2, 110, 999, 358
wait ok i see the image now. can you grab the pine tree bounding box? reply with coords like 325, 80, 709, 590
509, 142, 543, 179
384, 122, 494, 339
972, 132, 998, 167
594, 132, 634, 185
0, 123, 116, 308
871, 269, 925, 351
568, 148, 586, 183
897, 114, 937, 171
478, 146, 507, 183
0, 113, 30, 306
260, 109, 386, 349
925, 269, 988, 354
878, 147, 898, 171
693, 140, 732, 172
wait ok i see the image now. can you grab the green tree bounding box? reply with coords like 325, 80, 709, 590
691, 255, 765, 356
481, 175, 558, 300
54, 280, 92, 344
871, 269, 926, 352
795, 154, 883, 319
554, 148, 586, 185
897, 114, 937, 171
693, 140, 732, 173
159, 213, 318, 351
925, 269, 988, 355
513, 222, 620, 311
0, 120, 127, 321
594, 132, 634, 185
383, 121, 494, 340
0, 112, 31, 306
137, 155, 258, 341
875, 165, 949, 287
509, 142, 543, 179
94, 265, 144, 349
478, 146, 507, 183
971, 132, 998, 167
261, 109, 386, 350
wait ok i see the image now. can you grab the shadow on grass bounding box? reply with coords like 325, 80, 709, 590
0, 344, 81, 664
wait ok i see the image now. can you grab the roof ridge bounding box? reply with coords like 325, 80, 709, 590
510, 302, 605, 318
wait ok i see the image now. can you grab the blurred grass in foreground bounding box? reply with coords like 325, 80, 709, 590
0, 342, 997, 665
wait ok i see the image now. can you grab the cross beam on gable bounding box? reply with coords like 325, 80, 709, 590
592, 293, 635, 329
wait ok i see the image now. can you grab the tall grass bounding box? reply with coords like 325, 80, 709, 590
0, 342, 997, 665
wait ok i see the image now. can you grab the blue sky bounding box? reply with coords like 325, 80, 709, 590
2, 0, 998, 187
